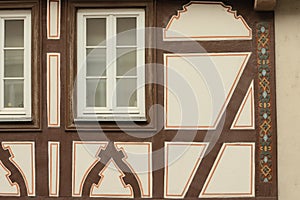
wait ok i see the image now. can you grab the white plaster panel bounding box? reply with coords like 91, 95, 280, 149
47, 53, 60, 127
231, 80, 255, 129
0, 161, 20, 196
1, 142, 35, 196
164, 53, 251, 129
115, 142, 152, 198
72, 141, 108, 197
164, 142, 208, 198
47, 0, 61, 39
48, 142, 60, 197
163, 1, 252, 41
199, 143, 255, 198
90, 160, 133, 198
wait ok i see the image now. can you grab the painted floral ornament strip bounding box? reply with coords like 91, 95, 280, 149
257, 23, 273, 183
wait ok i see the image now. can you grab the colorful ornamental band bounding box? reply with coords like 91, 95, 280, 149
257, 23, 273, 183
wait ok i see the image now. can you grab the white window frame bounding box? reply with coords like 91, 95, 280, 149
0, 10, 31, 121
77, 9, 146, 121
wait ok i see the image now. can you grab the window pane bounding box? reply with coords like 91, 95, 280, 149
4, 50, 24, 77
4, 80, 24, 108
86, 48, 106, 76
117, 18, 136, 46
5, 20, 24, 47
87, 18, 106, 46
116, 78, 137, 107
117, 48, 136, 76
86, 79, 106, 107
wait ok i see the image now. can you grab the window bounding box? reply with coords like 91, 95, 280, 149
0, 10, 31, 121
77, 9, 145, 121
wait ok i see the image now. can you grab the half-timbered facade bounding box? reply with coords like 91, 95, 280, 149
0, 0, 278, 199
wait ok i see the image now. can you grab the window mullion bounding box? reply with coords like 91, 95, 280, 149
106, 15, 116, 110
83, 16, 87, 110
137, 12, 145, 115
24, 14, 31, 116
106, 15, 112, 110
0, 18, 4, 110
77, 13, 86, 115
112, 15, 117, 109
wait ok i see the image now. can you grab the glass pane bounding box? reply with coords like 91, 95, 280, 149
4, 80, 24, 108
117, 18, 136, 46
5, 20, 24, 47
86, 48, 106, 76
117, 48, 136, 76
87, 18, 106, 46
116, 78, 137, 107
86, 79, 106, 107
4, 50, 24, 77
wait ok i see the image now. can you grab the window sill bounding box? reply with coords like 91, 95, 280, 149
0, 114, 41, 132
74, 116, 147, 122
66, 113, 157, 132
0, 116, 32, 122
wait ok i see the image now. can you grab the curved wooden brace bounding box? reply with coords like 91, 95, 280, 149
0, 147, 27, 196
82, 142, 141, 198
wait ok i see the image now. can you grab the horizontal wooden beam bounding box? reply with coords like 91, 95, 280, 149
254, 0, 276, 11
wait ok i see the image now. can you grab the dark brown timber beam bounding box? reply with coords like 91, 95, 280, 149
254, 0, 277, 11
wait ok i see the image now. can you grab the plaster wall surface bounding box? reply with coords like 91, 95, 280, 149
275, 0, 300, 199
